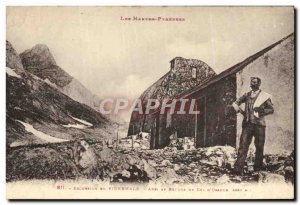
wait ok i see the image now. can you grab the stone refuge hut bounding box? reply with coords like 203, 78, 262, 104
127, 57, 217, 147
128, 33, 294, 154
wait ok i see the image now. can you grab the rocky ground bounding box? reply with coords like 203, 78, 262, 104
6, 141, 294, 185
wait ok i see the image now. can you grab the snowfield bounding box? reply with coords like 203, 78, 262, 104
6, 67, 21, 78
62, 124, 88, 129
71, 116, 93, 126
16, 120, 69, 143
44, 78, 58, 88
61, 116, 93, 129
10, 141, 27, 147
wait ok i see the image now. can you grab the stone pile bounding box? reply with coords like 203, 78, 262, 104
263, 151, 294, 184
118, 132, 150, 150
9, 138, 293, 185
168, 137, 196, 150
98, 145, 294, 185
96, 145, 239, 184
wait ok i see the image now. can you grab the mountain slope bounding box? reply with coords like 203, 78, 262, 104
20, 44, 101, 110
61, 78, 101, 110
6, 41, 113, 147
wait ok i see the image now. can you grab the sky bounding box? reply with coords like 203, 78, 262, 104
6, 7, 294, 121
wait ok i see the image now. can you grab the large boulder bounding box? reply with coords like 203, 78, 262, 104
142, 159, 157, 179
157, 168, 184, 184
258, 171, 286, 184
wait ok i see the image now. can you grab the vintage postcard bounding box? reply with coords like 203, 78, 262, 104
6, 6, 295, 199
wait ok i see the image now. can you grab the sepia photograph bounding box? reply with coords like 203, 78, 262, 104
5, 6, 295, 199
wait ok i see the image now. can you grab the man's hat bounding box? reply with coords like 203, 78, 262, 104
251, 77, 261, 84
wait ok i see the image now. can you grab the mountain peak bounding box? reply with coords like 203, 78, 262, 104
32, 43, 51, 52
17, 42, 101, 111
20, 44, 72, 87
20, 44, 57, 69
6, 40, 24, 71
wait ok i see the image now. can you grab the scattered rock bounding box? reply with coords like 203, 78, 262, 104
232, 176, 242, 182
216, 174, 231, 184
258, 171, 285, 184
147, 159, 158, 167
173, 164, 181, 171
142, 159, 157, 179
158, 168, 183, 184
284, 166, 294, 183
121, 169, 131, 178
161, 159, 172, 166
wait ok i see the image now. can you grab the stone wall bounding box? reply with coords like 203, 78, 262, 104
236, 35, 294, 154
128, 57, 216, 138
160, 57, 216, 98
178, 73, 237, 148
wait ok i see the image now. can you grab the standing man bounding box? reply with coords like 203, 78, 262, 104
232, 77, 274, 175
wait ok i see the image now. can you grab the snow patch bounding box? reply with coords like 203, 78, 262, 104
10, 141, 27, 147
44, 78, 58, 88
16, 120, 68, 143
62, 124, 88, 129
71, 117, 93, 127
62, 116, 93, 129
6, 67, 21, 78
